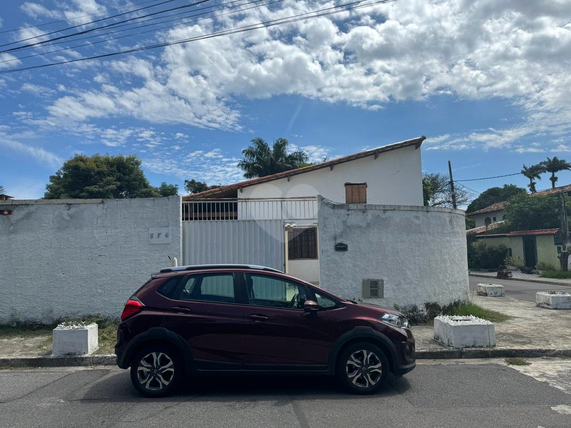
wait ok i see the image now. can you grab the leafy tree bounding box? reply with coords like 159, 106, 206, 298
504, 193, 568, 230
184, 179, 219, 194
0, 185, 4, 194
521, 164, 545, 193
238, 137, 308, 178
44, 154, 173, 199
422, 173, 470, 208
466, 184, 527, 213
541, 156, 571, 189
157, 182, 178, 197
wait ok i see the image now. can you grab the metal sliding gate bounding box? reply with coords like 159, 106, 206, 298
182, 219, 285, 271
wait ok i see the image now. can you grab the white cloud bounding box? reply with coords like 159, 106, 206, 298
21, 3, 59, 19
0, 128, 62, 168
0, 53, 21, 70
11, 0, 571, 154
21, 83, 56, 96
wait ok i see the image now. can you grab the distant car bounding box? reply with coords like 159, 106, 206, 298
115, 264, 415, 397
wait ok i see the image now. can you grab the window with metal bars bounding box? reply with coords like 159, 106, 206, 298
288, 227, 318, 260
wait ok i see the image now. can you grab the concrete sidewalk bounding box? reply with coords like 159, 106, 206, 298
413, 294, 571, 359
470, 271, 571, 286
1, 294, 571, 368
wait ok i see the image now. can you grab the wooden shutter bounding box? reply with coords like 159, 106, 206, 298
345, 183, 367, 204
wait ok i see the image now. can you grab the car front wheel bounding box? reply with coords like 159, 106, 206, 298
130, 345, 182, 397
337, 342, 389, 394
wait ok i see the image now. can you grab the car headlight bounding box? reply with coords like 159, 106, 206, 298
381, 313, 409, 329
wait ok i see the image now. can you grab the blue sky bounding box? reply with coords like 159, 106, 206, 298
1, 0, 571, 202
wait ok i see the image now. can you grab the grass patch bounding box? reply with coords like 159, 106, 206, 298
0, 316, 119, 355
0, 322, 56, 339
540, 270, 571, 279
446, 302, 511, 323
505, 357, 531, 366
400, 301, 511, 325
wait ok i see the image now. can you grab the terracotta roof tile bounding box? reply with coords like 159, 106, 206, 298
183, 136, 425, 200
468, 201, 507, 216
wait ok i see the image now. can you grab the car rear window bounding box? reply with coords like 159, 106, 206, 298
157, 276, 183, 299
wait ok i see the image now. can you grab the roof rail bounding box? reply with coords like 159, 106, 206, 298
159, 264, 283, 274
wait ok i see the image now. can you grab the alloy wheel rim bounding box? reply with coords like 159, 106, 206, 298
345, 349, 383, 389
137, 352, 175, 391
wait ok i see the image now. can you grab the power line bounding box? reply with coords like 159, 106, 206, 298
0, 0, 211, 54
0, 0, 395, 75
0, 0, 274, 65
0, 0, 164, 35
455, 172, 520, 182
0, 0, 178, 48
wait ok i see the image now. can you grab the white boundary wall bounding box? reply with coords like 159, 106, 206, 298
318, 197, 469, 308
0, 197, 181, 323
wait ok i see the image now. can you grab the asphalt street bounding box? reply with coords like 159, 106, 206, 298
1, 360, 571, 428
469, 276, 571, 302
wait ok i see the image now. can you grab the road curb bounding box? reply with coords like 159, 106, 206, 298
2, 349, 571, 369
416, 348, 571, 359
469, 273, 571, 287
0, 355, 116, 368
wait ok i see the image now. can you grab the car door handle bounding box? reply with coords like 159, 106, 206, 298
248, 314, 269, 322
171, 306, 191, 314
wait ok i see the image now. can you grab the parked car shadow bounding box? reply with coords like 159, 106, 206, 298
80, 370, 411, 402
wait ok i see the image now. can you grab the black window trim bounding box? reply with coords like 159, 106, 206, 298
168, 272, 245, 305
243, 272, 311, 311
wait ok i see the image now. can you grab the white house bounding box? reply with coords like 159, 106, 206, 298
468, 202, 507, 228
182, 136, 425, 283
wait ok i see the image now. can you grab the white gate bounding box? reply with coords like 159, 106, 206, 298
182, 220, 285, 271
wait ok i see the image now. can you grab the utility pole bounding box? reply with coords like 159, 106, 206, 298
559, 191, 570, 271
448, 160, 457, 209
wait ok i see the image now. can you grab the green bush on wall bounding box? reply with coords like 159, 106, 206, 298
468, 241, 508, 270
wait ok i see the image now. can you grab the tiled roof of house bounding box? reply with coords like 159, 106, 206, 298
468, 201, 507, 216
183, 136, 425, 200
478, 228, 559, 238
534, 185, 571, 196
466, 220, 507, 235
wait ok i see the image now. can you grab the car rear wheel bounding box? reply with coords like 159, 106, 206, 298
337, 342, 389, 394
130, 345, 182, 397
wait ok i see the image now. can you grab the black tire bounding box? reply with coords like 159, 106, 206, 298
130, 344, 183, 397
337, 342, 389, 394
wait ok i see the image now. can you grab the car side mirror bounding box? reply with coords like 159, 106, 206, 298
304, 300, 319, 313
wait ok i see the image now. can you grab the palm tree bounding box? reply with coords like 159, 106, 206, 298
238, 138, 308, 178
521, 164, 545, 193
541, 157, 571, 189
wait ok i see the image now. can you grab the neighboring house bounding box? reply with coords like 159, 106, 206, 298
0, 194, 14, 215
468, 202, 507, 228
473, 228, 562, 269
182, 136, 425, 283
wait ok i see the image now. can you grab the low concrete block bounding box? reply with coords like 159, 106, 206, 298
476, 283, 505, 297
433, 315, 495, 349
536, 292, 571, 310
52, 323, 98, 356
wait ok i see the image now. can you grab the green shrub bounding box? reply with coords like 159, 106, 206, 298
397, 300, 510, 325
468, 241, 508, 270
540, 270, 571, 279
535, 262, 557, 271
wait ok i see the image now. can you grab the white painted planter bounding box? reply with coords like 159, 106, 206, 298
52, 323, 98, 356
433, 315, 495, 348
536, 292, 571, 310
476, 283, 505, 297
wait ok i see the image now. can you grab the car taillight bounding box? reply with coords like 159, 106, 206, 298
121, 298, 144, 321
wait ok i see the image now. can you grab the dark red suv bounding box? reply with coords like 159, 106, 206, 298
115, 265, 415, 397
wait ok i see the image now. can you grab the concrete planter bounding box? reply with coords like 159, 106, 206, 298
476, 283, 505, 297
52, 323, 98, 356
433, 315, 496, 349
536, 292, 571, 310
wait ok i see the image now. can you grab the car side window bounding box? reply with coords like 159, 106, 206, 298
246, 274, 307, 309
180, 274, 235, 303
314, 291, 337, 309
